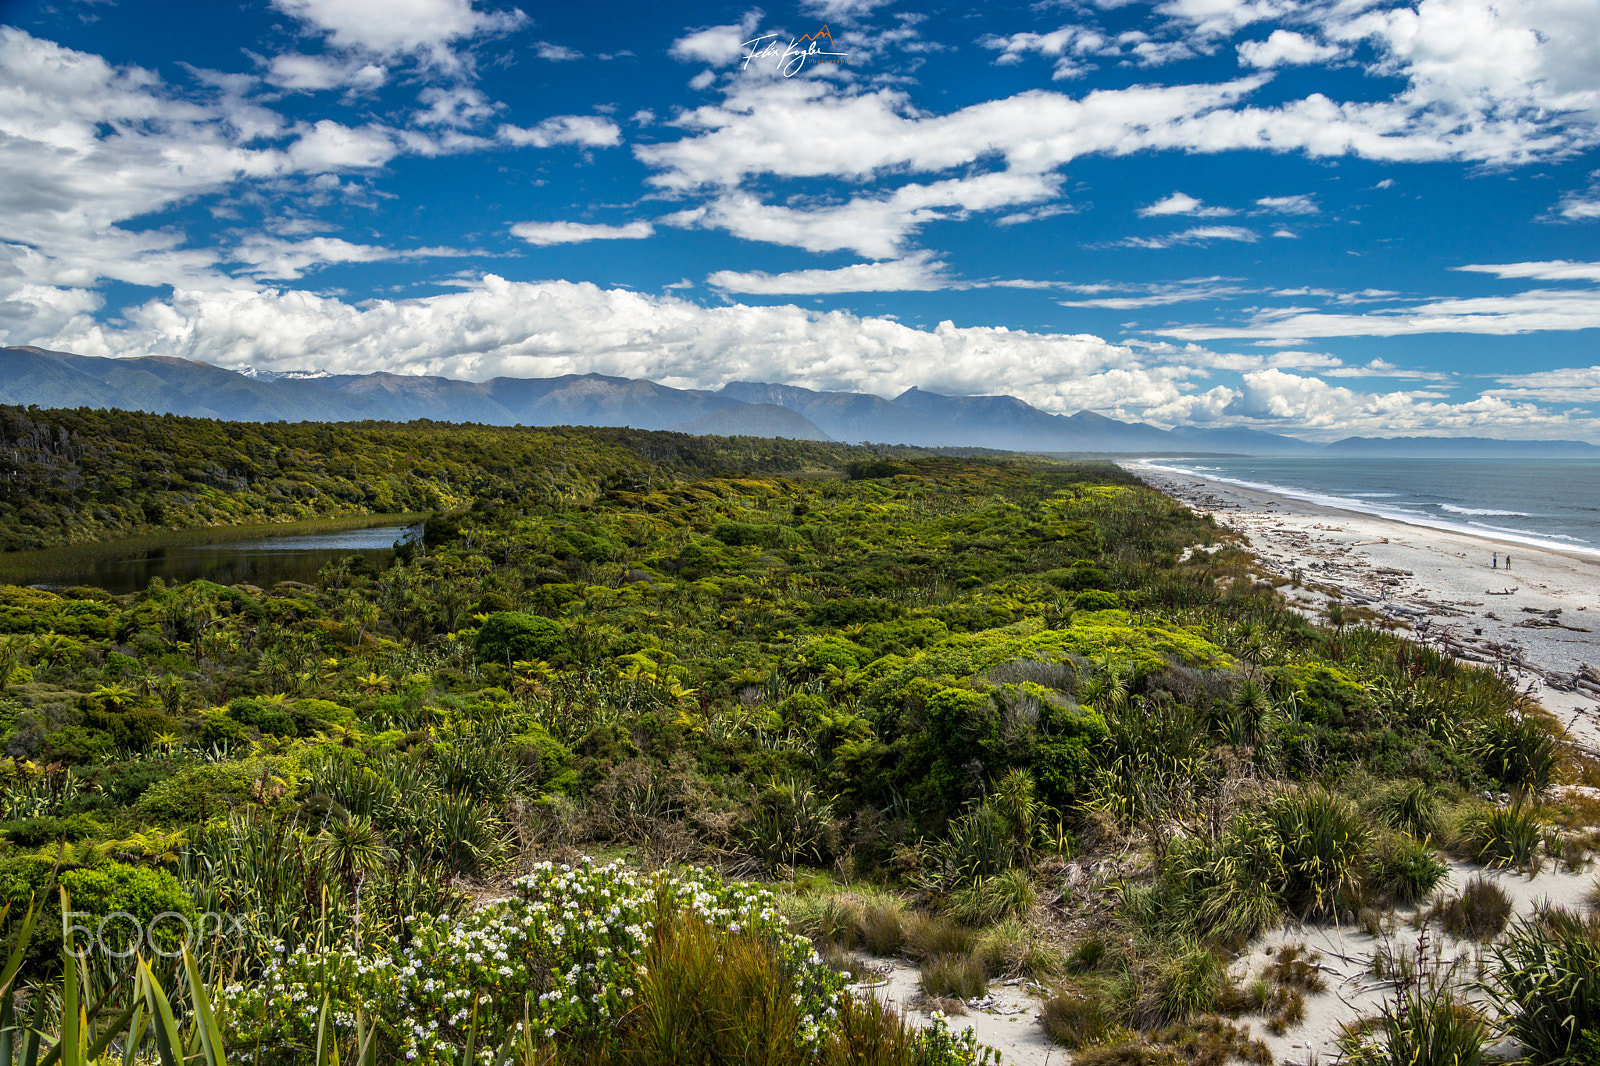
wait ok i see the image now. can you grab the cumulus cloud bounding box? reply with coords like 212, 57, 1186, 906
665, 169, 1063, 258
265, 53, 387, 92
1314, 0, 1600, 147
669, 11, 763, 66
18, 275, 1594, 440
976, 25, 1110, 79
509, 220, 656, 246
1237, 30, 1342, 68
1492, 365, 1600, 403
1155, 0, 1296, 40
270, 0, 526, 62
534, 41, 582, 61
1138, 191, 1234, 217
496, 115, 621, 147
1219, 367, 1587, 438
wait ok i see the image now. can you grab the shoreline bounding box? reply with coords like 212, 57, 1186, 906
1125, 460, 1600, 708
1134, 458, 1600, 562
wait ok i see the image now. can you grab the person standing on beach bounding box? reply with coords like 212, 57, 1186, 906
1493, 552, 1498, 568
1505, 555, 1511, 570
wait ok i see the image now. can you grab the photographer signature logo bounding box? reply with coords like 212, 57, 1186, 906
741, 25, 849, 77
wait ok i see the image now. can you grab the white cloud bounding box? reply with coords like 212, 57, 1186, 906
228, 236, 468, 279
497, 115, 621, 148
509, 220, 655, 246
1237, 30, 1342, 68
46, 276, 1157, 414
21, 275, 1596, 440
1155, 0, 1295, 39
1138, 191, 1234, 217
666, 169, 1063, 258
285, 119, 398, 170
1120, 225, 1258, 248
1254, 193, 1319, 214
1554, 173, 1600, 220
270, 0, 525, 61
1218, 367, 1587, 438
800, 0, 896, 20
1317, 0, 1600, 144
414, 86, 498, 127
265, 53, 387, 92
708, 253, 953, 294
1456, 260, 1600, 282
1492, 365, 1600, 403
976, 25, 1110, 79
670, 12, 763, 67
1159, 286, 1600, 340
1059, 277, 1253, 308
534, 41, 582, 61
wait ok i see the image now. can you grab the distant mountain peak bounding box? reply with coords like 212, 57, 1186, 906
5, 345, 1584, 456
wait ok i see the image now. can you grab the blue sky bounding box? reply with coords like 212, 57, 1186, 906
1, 0, 1598, 440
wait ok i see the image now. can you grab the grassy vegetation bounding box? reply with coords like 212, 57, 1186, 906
0, 408, 1584, 1062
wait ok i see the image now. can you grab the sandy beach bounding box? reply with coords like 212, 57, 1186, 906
1127, 460, 1600, 723
878, 462, 1600, 1065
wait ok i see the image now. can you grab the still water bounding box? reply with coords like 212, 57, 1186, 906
5, 520, 421, 594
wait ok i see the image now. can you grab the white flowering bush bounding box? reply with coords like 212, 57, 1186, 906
224, 859, 849, 1064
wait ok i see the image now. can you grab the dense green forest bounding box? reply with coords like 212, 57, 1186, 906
0, 409, 1588, 1066
0, 405, 976, 550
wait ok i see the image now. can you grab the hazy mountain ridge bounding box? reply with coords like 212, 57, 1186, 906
2, 346, 1594, 457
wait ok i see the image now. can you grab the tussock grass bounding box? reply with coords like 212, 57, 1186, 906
918, 953, 988, 1000
1041, 986, 1120, 1048
976, 918, 1064, 981
784, 887, 909, 957
1431, 877, 1513, 942
942, 868, 1037, 926
903, 912, 978, 962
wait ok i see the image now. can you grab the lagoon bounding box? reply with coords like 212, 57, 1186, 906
0, 515, 423, 594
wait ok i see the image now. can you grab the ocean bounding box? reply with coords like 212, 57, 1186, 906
1137, 456, 1600, 559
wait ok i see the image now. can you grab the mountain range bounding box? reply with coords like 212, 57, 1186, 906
3, 346, 1596, 457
